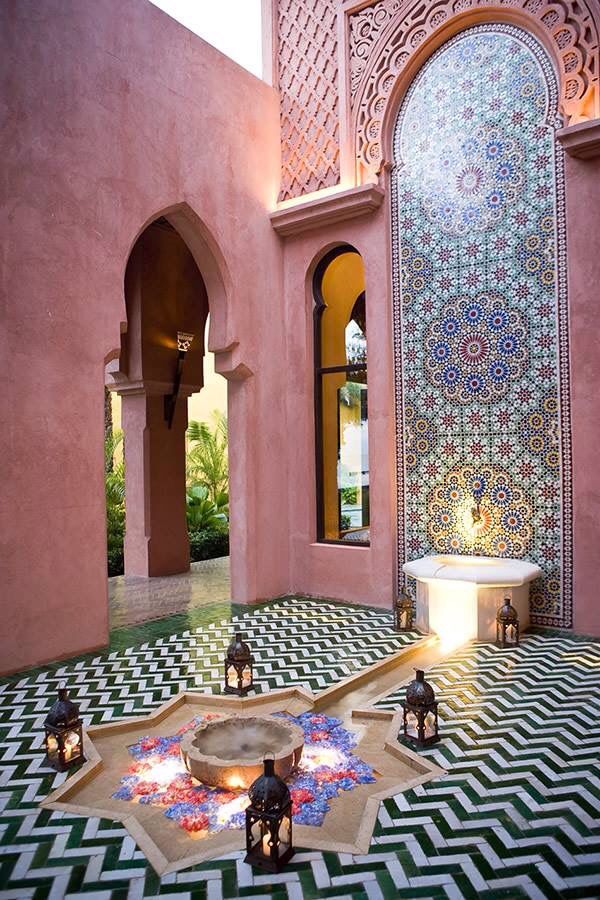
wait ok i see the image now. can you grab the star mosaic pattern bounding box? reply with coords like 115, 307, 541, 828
112, 711, 376, 835
391, 25, 572, 627
0, 599, 599, 897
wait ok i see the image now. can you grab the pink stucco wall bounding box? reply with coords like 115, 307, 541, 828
1, 0, 287, 674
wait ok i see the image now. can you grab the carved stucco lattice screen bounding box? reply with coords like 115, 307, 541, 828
277, 0, 341, 200
349, 0, 600, 175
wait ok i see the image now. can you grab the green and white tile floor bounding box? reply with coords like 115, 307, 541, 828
0, 597, 598, 898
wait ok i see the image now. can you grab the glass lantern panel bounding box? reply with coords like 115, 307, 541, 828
279, 813, 291, 852
227, 664, 239, 689
241, 665, 252, 688
424, 711, 436, 738
260, 826, 273, 858
250, 818, 263, 851
46, 733, 59, 759
405, 710, 419, 737
507, 624, 517, 643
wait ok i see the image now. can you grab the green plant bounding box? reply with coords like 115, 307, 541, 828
186, 484, 228, 531
186, 412, 228, 503
105, 420, 232, 576
340, 486, 358, 505
105, 429, 125, 576
189, 525, 229, 562
340, 514, 352, 530
339, 381, 362, 407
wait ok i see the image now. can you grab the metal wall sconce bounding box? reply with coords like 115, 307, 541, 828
164, 331, 194, 429
471, 489, 482, 527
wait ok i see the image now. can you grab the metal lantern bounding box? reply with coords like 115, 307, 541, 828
402, 669, 440, 748
224, 631, 254, 695
394, 591, 414, 632
496, 598, 520, 648
44, 686, 85, 771
245, 756, 294, 872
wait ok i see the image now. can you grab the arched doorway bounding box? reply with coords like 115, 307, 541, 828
391, 25, 572, 627
105, 215, 232, 624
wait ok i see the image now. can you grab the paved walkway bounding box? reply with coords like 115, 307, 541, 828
1, 603, 598, 898
108, 556, 230, 628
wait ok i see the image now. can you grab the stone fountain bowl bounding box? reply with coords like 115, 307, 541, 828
180, 715, 304, 790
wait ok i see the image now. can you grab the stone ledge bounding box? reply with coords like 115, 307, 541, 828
557, 119, 600, 159
270, 183, 385, 237
40, 681, 443, 874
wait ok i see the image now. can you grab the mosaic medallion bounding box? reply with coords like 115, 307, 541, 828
427, 464, 533, 557
423, 292, 529, 403
392, 25, 572, 626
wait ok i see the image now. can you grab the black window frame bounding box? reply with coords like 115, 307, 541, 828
313, 245, 370, 547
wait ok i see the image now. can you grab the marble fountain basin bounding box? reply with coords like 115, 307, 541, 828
180, 715, 304, 790
403, 554, 541, 647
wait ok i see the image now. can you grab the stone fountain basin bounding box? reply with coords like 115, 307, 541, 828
403, 553, 541, 586
402, 554, 541, 644
180, 715, 304, 790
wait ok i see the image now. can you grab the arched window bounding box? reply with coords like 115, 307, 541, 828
313, 247, 369, 544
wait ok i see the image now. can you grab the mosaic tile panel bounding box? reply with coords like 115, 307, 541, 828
391, 25, 572, 627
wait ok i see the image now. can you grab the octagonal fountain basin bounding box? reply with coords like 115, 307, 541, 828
403, 554, 541, 648
180, 715, 304, 790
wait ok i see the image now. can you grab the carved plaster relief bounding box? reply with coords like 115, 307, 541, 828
349, 0, 600, 175
278, 0, 341, 199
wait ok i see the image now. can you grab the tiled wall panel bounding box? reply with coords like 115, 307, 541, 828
392, 26, 572, 626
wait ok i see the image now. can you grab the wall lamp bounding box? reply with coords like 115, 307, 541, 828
164, 331, 194, 428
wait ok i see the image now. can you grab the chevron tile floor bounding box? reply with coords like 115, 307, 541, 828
0, 597, 598, 898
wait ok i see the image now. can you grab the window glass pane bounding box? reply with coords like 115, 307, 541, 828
345, 294, 367, 365
321, 371, 369, 542
320, 253, 365, 368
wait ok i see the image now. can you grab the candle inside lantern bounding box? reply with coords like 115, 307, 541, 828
63, 731, 81, 761
262, 832, 271, 855
425, 711, 436, 738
